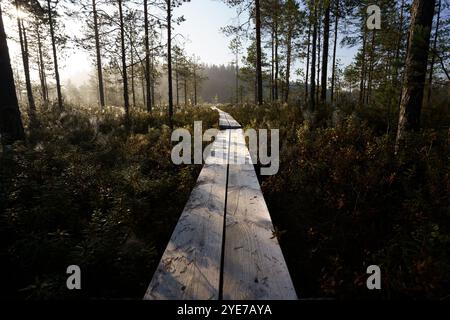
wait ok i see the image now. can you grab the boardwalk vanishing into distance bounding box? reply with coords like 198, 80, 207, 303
144, 109, 297, 300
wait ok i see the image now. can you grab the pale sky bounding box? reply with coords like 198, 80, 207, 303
63, 0, 245, 83
5, 0, 357, 86
174, 0, 242, 66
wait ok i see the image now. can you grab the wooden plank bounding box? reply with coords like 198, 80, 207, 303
219, 118, 229, 129
215, 108, 240, 129
218, 111, 231, 129
222, 129, 298, 300
146, 108, 296, 300
224, 114, 241, 129
144, 130, 230, 300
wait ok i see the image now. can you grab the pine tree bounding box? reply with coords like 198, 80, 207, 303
0, 3, 25, 145
396, 0, 436, 151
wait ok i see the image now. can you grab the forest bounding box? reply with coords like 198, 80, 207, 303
0, 0, 449, 300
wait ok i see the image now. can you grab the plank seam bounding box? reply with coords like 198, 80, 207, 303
218, 129, 231, 300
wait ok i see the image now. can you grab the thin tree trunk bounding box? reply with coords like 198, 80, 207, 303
359, 25, 367, 106
144, 0, 152, 112
47, 0, 63, 110
236, 49, 239, 104
271, 29, 274, 101
285, 29, 292, 103
316, 6, 321, 104
92, 0, 105, 108
22, 22, 37, 124
151, 48, 155, 109
393, 0, 406, 86
331, 0, 339, 103
141, 73, 145, 110
0, 3, 25, 145
274, 22, 279, 101
16, 8, 36, 123
366, 30, 376, 104
118, 0, 130, 123
36, 24, 48, 103
175, 57, 179, 107
194, 64, 198, 106
167, 0, 174, 125
396, 0, 436, 151
131, 45, 136, 108
310, 3, 317, 111
255, 0, 263, 105
389, 0, 406, 132
427, 0, 441, 103
305, 20, 311, 104
320, 2, 330, 102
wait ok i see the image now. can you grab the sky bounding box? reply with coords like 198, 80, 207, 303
60, 0, 245, 84
174, 0, 241, 66
173, 0, 357, 81
5, 0, 357, 86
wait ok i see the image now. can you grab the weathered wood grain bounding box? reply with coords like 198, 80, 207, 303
222, 129, 298, 300
144, 130, 229, 300
145, 109, 297, 300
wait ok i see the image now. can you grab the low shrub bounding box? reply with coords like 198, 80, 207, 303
223, 103, 449, 299
0, 105, 217, 299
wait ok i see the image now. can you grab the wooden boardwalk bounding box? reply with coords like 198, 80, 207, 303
144, 109, 297, 300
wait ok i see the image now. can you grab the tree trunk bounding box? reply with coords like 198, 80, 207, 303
320, 2, 330, 102
118, 0, 130, 123
305, 20, 311, 104
310, 3, 317, 111
141, 73, 145, 110
194, 64, 198, 106
392, 0, 406, 87
331, 0, 339, 103
131, 45, 136, 108
396, 0, 436, 151
0, 4, 25, 145
274, 22, 279, 101
175, 57, 179, 107
316, 6, 321, 104
236, 50, 239, 104
144, 0, 152, 112
255, 0, 263, 105
47, 0, 63, 110
271, 29, 274, 101
285, 29, 292, 103
151, 48, 155, 109
427, 0, 441, 103
92, 0, 105, 108
167, 0, 174, 125
16, 8, 36, 123
389, 0, 406, 132
359, 25, 367, 106
36, 24, 48, 103
366, 30, 376, 104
